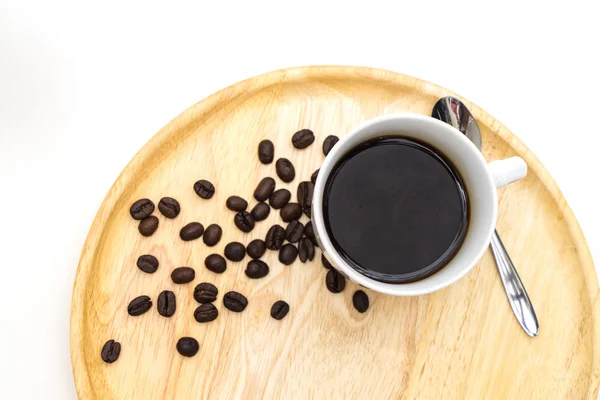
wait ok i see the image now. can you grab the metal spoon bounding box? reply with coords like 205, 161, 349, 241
432, 96, 539, 337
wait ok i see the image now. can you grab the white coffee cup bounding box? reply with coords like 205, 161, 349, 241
312, 114, 527, 296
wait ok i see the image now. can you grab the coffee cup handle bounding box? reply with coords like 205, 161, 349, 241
487, 156, 527, 188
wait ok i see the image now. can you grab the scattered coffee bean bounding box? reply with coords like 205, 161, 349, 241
292, 129, 315, 149
275, 158, 295, 183
265, 224, 286, 250
297, 181, 314, 217
321, 254, 334, 269
269, 189, 291, 209
223, 291, 248, 312
298, 237, 315, 262
130, 198, 155, 220
226, 196, 248, 211
205, 254, 227, 273
128, 295, 152, 316
352, 290, 369, 313
194, 282, 218, 303
203, 224, 222, 246
194, 303, 219, 323
258, 139, 274, 164
310, 169, 319, 184
254, 177, 276, 202
194, 180, 215, 199
285, 220, 304, 243
245, 260, 269, 279
157, 290, 176, 317
270, 300, 289, 320
304, 221, 315, 241
138, 216, 159, 237
279, 243, 298, 265
247, 239, 266, 259
326, 269, 346, 293
171, 267, 195, 284
251, 202, 270, 221
158, 197, 180, 218
280, 203, 302, 222
224, 242, 246, 261
137, 254, 159, 274
322, 135, 339, 156
234, 211, 255, 233
180, 222, 204, 241
101, 339, 121, 363
176, 337, 199, 357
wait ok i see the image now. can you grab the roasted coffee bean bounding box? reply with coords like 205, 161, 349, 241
194, 180, 215, 199
326, 269, 346, 293
194, 303, 219, 323
292, 128, 315, 149
278, 244, 298, 265
205, 254, 227, 273
224, 242, 246, 261
265, 224, 286, 250
270, 300, 289, 320
128, 295, 152, 316
157, 290, 176, 317
171, 267, 195, 284
321, 254, 334, 269
322, 135, 339, 156
203, 224, 222, 246
275, 158, 295, 183
101, 340, 121, 363
254, 177, 276, 202
137, 254, 159, 274
352, 290, 369, 313
226, 196, 248, 211
285, 220, 304, 243
245, 260, 269, 279
298, 237, 315, 262
304, 221, 315, 240
269, 189, 291, 209
234, 211, 255, 233
297, 181, 314, 217
138, 216, 159, 237
223, 291, 248, 312
251, 202, 270, 221
158, 197, 180, 218
258, 139, 274, 164
310, 169, 319, 184
130, 198, 155, 220
280, 203, 302, 222
180, 222, 204, 241
247, 239, 266, 259
194, 282, 218, 303
176, 337, 199, 357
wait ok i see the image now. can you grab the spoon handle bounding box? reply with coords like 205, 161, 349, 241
490, 230, 539, 337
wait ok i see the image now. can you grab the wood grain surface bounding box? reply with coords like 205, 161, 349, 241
70, 66, 599, 399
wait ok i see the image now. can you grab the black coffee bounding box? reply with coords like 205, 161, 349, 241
323, 136, 468, 283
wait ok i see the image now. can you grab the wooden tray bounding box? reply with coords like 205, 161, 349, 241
70, 66, 599, 399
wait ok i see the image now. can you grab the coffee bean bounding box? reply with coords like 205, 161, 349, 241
304, 221, 315, 241
258, 139, 274, 164
224, 242, 246, 261
254, 177, 276, 202
157, 290, 176, 317
223, 291, 248, 312
245, 260, 269, 279
322, 135, 339, 156
205, 254, 227, 273
251, 202, 270, 221
247, 239, 266, 259
101, 340, 121, 363
176, 337, 199, 357
203, 224, 222, 246
137, 254, 159, 274
269, 189, 291, 209
270, 300, 289, 320
194, 282, 218, 303
265, 224, 286, 250
285, 220, 304, 243
275, 158, 295, 183
310, 169, 319, 184
234, 211, 255, 233
278, 244, 298, 265
194, 180, 215, 199
158, 197, 180, 218
180, 222, 204, 241
194, 303, 219, 323
326, 269, 346, 293
226, 196, 248, 211
130, 198, 155, 220
138, 216, 159, 237
298, 237, 315, 262
321, 254, 334, 269
297, 181, 314, 217
352, 290, 369, 313
171, 267, 195, 284
292, 129, 315, 149
280, 203, 302, 222
128, 295, 152, 316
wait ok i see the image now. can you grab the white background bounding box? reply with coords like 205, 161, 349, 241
1, 0, 598, 398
